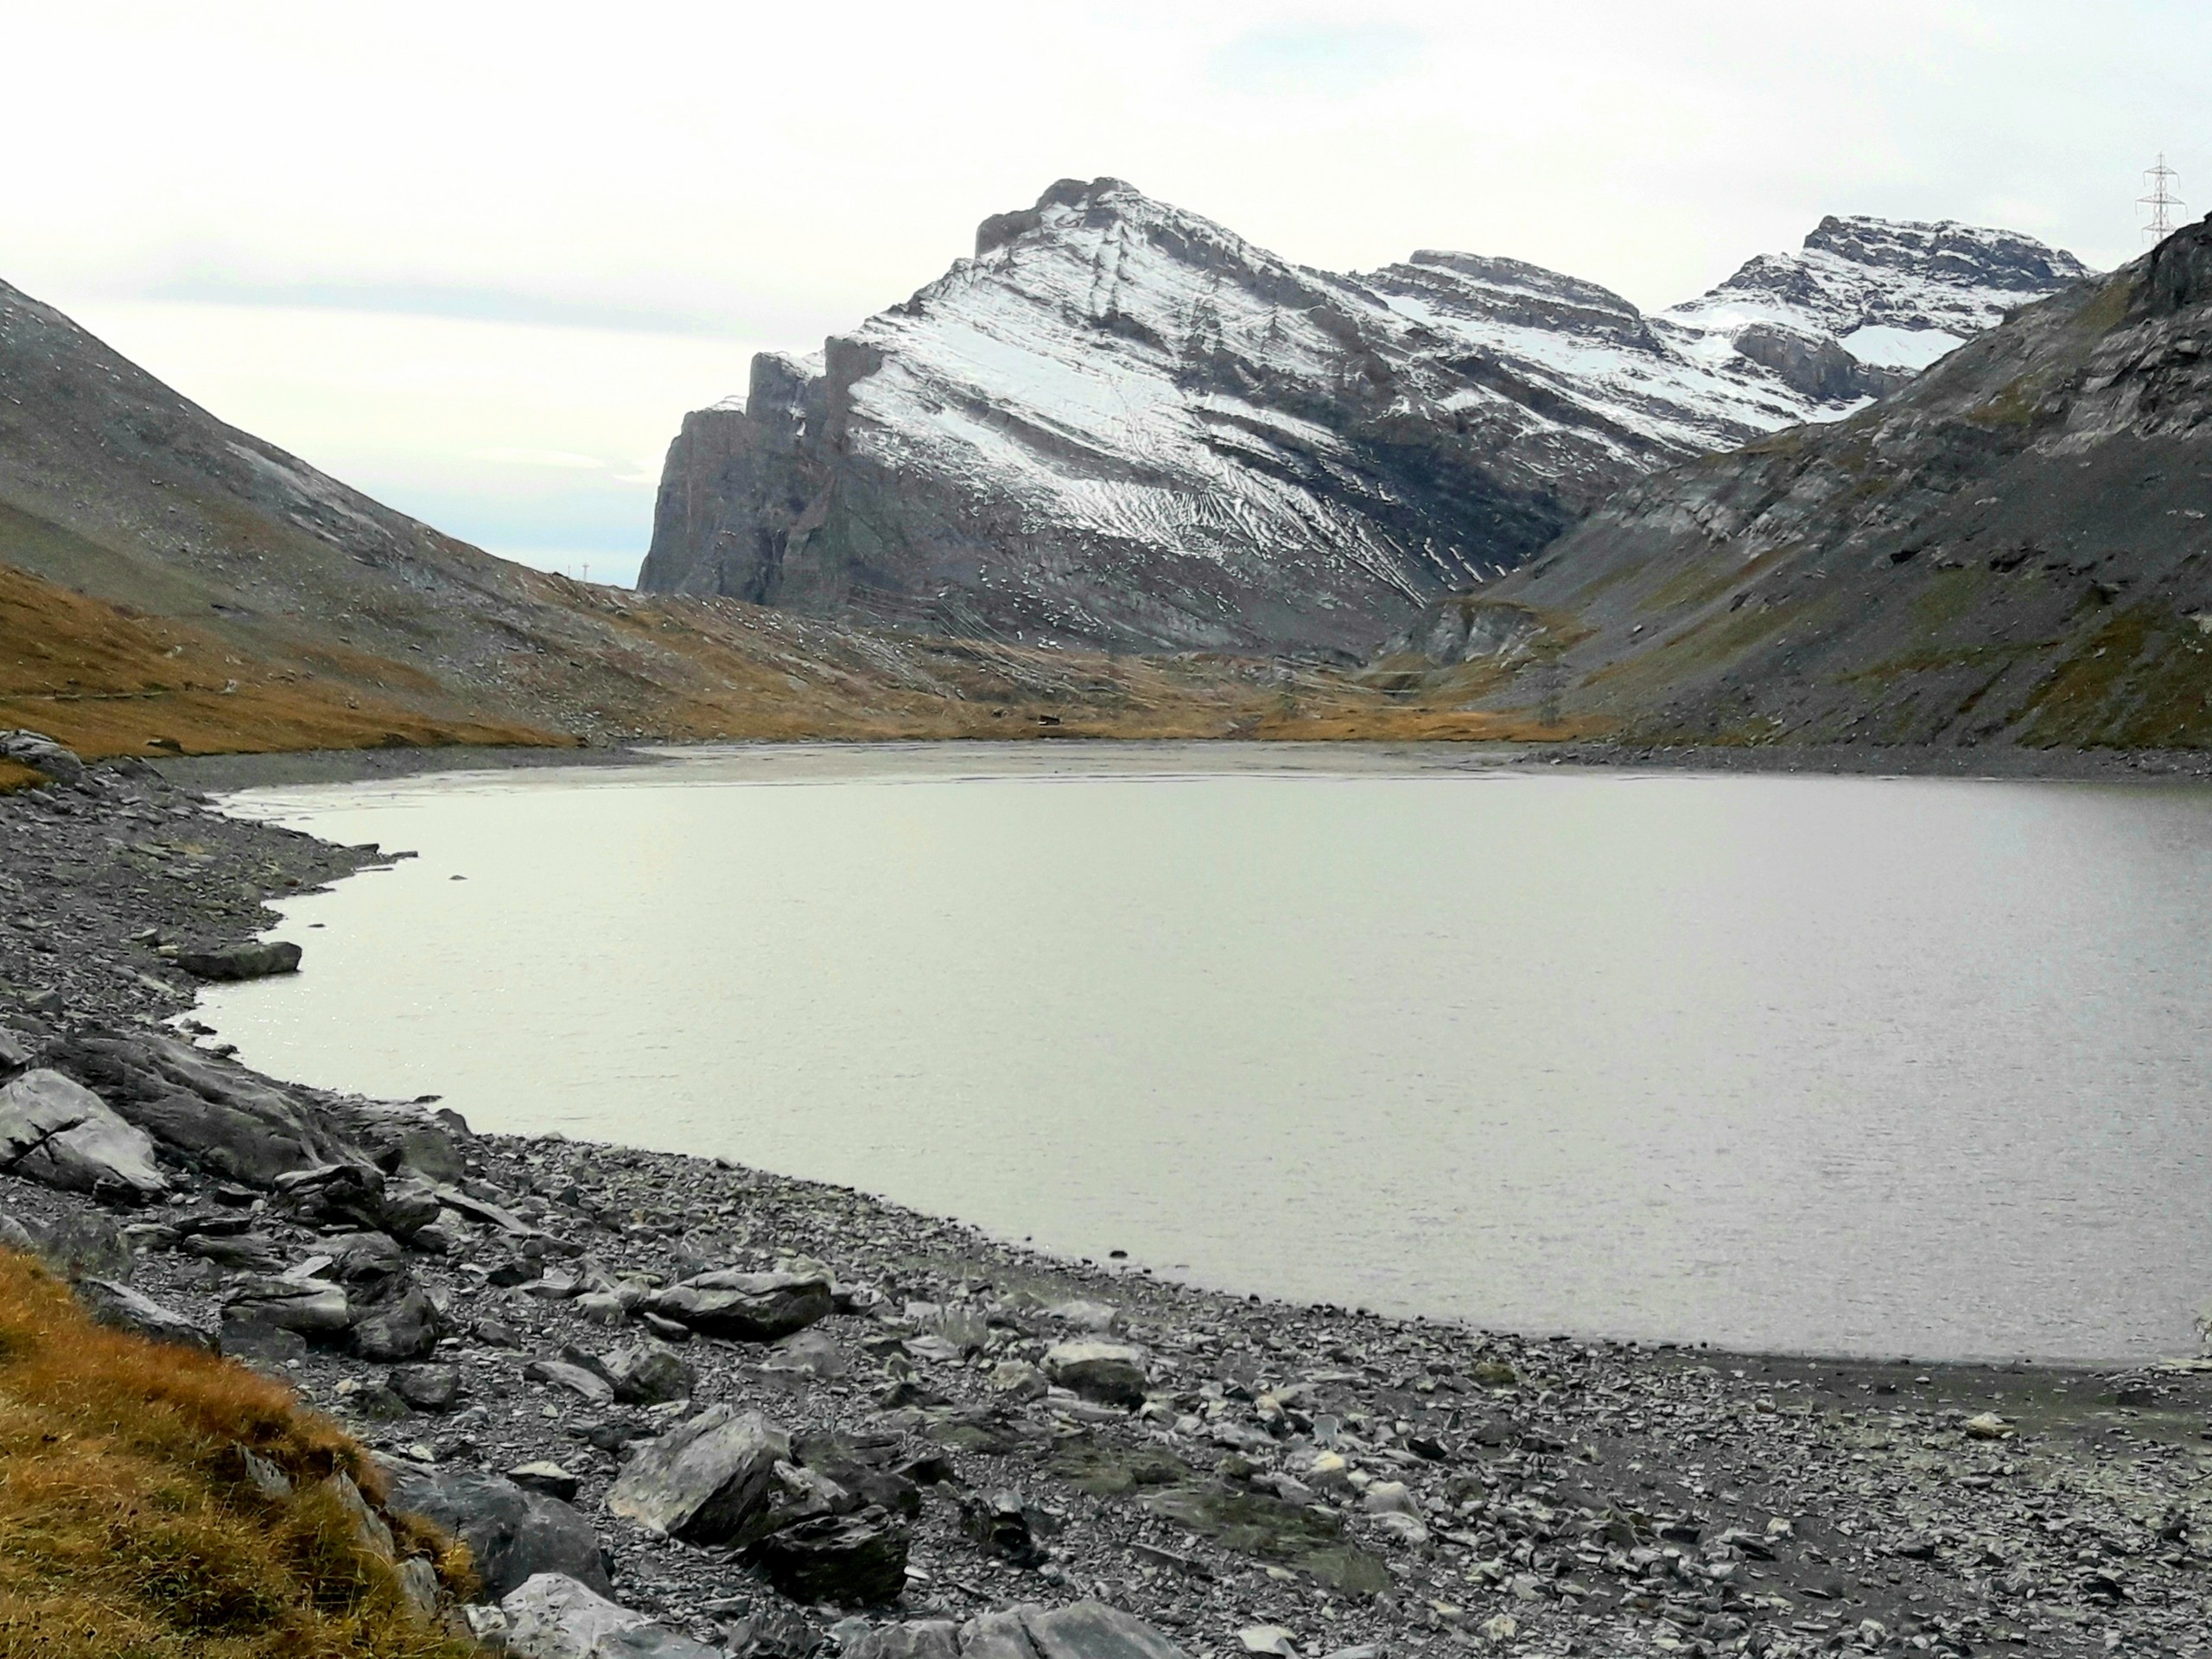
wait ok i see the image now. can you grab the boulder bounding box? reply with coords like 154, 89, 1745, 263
385, 1465, 611, 1599
601, 1340, 695, 1405
1040, 1341, 1149, 1407
0, 729, 85, 785
49, 1030, 356, 1185
349, 1285, 444, 1361
175, 940, 302, 981
0, 1027, 31, 1077
76, 1278, 213, 1351
12, 1209, 132, 1281
645, 1268, 832, 1340
0, 1069, 170, 1201
499, 1571, 721, 1659
326, 1098, 470, 1184
321, 1230, 408, 1286
222, 1276, 353, 1335
1022, 1603, 1192, 1659
509, 1461, 582, 1503
844, 1622, 959, 1659
957, 1612, 1040, 1659
747, 1504, 909, 1605
390, 1363, 464, 1412
604, 1404, 786, 1542
273, 1161, 389, 1231
960, 1489, 1047, 1567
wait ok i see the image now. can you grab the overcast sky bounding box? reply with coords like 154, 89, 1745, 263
7, 1, 2204, 586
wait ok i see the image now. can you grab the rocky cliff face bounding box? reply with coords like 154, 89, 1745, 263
1440, 218, 2212, 747
642, 181, 2085, 654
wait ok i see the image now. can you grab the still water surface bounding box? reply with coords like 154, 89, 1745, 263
202, 744, 2212, 1362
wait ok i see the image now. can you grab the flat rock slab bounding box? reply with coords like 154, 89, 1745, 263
175, 939, 302, 980
645, 1268, 833, 1341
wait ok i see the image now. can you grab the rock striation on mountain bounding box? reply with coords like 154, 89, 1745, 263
1432, 215, 2212, 747
641, 180, 2086, 654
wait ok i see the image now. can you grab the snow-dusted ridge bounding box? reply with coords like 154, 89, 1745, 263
641, 181, 2089, 654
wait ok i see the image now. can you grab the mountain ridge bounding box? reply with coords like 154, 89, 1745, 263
1408, 214, 2212, 748
640, 180, 2088, 654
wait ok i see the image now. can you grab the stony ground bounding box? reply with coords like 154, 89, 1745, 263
3, 753, 2210, 1659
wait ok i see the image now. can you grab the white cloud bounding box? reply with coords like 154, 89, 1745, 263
469, 447, 609, 471
5, 1, 2205, 588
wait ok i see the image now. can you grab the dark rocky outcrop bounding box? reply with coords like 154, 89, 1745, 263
385, 1465, 613, 1599
1439, 216, 2212, 747
746, 1505, 911, 1605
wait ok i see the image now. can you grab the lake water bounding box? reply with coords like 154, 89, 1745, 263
200, 743, 2212, 1363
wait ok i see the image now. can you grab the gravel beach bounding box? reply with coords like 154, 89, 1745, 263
3, 739, 2209, 1659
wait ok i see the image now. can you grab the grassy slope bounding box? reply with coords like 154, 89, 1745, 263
0, 1251, 474, 1659
0, 562, 562, 760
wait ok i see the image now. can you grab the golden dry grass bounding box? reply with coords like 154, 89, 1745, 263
0, 760, 41, 792
0, 1251, 475, 1659
0, 563, 564, 760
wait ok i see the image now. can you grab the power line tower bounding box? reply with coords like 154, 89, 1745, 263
2141, 154, 2183, 241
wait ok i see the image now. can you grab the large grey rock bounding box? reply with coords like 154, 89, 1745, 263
844, 1621, 959, 1659
1040, 1340, 1149, 1407
321, 1098, 471, 1185
747, 1504, 909, 1605
391, 1363, 464, 1412
221, 1276, 353, 1335
0, 1027, 31, 1077
499, 1572, 720, 1659
77, 1278, 214, 1351
0, 1069, 170, 1200
9, 1209, 132, 1281
0, 729, 86, 785
604, 1404, 786, 1542
645, 1268, 833, 1340
175, 939, 302, 981
1022, 1602, 1192, 1659
50, 1030, 356, 1185
385, 1465, 611, 1599
601, 1339, 695, 1405
348, 1284, 443, 1361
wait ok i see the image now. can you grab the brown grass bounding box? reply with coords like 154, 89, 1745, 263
0, 760, 41, 792
0, 563, 566, 760
0, 1250, 475, 1658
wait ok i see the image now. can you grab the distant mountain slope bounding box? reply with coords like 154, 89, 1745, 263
2, 275, 1445, 750
641, 180, 2085, 654
1427, 217, 2212, 748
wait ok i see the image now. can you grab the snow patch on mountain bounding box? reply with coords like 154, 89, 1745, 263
641, 181, 2090, 654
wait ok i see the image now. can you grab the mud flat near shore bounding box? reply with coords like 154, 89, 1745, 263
3, 747, 2209, 1659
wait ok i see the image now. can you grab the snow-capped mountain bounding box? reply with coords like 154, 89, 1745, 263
641, 180, 2088, 654
1658, 215, 2093, 401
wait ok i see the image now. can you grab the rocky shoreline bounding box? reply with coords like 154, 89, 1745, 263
3, 738, 2209, 1659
